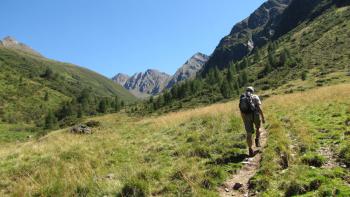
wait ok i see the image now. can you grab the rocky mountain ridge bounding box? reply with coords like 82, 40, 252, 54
123, 69, 170, 98
113, 52, 209, 98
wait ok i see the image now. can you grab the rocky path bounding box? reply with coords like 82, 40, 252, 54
218, 129, 267, 197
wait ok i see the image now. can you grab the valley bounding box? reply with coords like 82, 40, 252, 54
1, 0, 350, 196
0, 84, 349, 196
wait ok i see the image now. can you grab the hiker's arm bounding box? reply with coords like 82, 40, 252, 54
258, 105, 265, 124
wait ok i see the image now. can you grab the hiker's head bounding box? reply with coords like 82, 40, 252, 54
246, 86, 255, 93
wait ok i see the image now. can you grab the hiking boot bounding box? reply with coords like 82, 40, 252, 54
249, 148, 254, 157
255, 138, 261, 147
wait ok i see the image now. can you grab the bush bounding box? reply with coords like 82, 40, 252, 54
301, 153, 325, 167
75, 186, 89, 197
301, 71, 308, 80
285, 181, 307, 197
339, 144, 350, 166
285, 177, 323, 197
85, 120, 101, 128
120, 179, 149, 197
248, 175, 270, 192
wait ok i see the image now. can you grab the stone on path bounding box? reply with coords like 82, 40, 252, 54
233, 183, 243, 190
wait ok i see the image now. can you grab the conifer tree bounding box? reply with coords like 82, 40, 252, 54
227, 67, 235, 83
220, 80, 232, 99
98, 99, 107, 113
44, 110, 57, 129
114, 96, 120, 112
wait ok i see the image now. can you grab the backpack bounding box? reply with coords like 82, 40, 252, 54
239, 93, 256, 114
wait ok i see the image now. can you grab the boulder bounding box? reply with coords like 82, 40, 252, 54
70, 124, 92, 134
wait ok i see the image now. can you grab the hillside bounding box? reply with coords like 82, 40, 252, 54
0, 37, 136, 127
140, 0, 350, 114
113, 53, 209, 98
0, 84, 348, 196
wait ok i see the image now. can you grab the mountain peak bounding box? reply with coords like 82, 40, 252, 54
112, 52, 209, 98
2, 36, 19, 45
112, 73, 130, 86
165, 52, 209, 89
0, 36, 42, 57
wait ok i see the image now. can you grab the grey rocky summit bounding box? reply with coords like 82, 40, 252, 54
0, 36, 43, 57
112, 73, 129, 86
121, 69, 170, 98
165, 52, 209, 89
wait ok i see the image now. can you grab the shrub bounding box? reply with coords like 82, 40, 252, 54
120, 179, 149, 197
75, 186, 89, 197
85, 120, 101, 128
301, 153, 325, 167
301, 71, 308, 80
339, 144, 350, 166
285, 181, 307, 197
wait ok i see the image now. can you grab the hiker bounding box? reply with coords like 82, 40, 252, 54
239, 86, 265, 157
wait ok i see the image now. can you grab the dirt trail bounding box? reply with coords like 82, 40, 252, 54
218, 129, 267, 197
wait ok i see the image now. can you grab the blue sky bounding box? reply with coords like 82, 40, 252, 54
1, 0, 265, 77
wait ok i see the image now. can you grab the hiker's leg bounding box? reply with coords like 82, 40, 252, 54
246, 132, 253, 149
242, 113, 254, 155
254, 113, 261, 147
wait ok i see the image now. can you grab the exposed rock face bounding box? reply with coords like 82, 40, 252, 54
122, 69, 170, 98
202, 0, 292, 73
112, 73, 129, 86
0, 36, 42, 57
165, 52, 209, 89
70, 124, 92, 134
113, 52, 209, 98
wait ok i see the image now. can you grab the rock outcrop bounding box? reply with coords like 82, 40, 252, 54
202, 0, 292, 73
0, 36, 43, 57
165, 52, 209, 89
112, 73, 130, 86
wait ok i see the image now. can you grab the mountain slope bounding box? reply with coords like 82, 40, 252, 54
202, 0, 291, 73
165, 52, 209, 89
0, 37, 136, 124
113, 52, 209, 98
141, 0, 350, 114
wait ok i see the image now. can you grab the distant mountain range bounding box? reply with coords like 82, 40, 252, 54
113, 52, 209, 98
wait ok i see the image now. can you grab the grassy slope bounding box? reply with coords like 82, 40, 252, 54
0, 83, 349, 196
0, 47, 136, 123
251, 84, 350, 196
